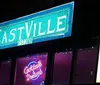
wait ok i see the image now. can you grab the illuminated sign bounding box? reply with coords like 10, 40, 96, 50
0, 1, 74, 49
96, 46, 100, 83
24, 61, 43, 81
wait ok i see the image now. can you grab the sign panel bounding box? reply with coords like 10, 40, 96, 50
0, 1, 74, 49
14, 53, 48, 85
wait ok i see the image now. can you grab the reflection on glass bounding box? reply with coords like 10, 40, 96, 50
73, 47, 98, 84
52, 51, 72, 85
14, 53, 48, 85
0, 60, 11, 85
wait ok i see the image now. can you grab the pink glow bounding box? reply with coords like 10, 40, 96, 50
23, 61, 43, 81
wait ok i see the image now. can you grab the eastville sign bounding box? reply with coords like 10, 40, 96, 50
0, 1, 74, 49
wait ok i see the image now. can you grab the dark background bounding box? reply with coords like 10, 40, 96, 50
0, 1, 99, 85
0, 0, 99, 40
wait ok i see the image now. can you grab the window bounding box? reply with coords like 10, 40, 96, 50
52, 51, 72, 85
14, 53, 48, 85
73, 47, 98, 84
0, 60, 12, 85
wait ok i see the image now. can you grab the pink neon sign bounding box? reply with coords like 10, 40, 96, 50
24, 61, 43, 81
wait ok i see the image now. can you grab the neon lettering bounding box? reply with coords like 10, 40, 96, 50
24, 61, 43, 81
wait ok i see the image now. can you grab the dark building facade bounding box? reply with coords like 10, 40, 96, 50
0, 0, 99, 85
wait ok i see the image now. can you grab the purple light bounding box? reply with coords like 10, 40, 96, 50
24, 61, 43, 81
15, 53, 48, 85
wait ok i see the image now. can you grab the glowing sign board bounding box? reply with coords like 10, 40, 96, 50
0, 1, 74, 49
24, 61, 43, 81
